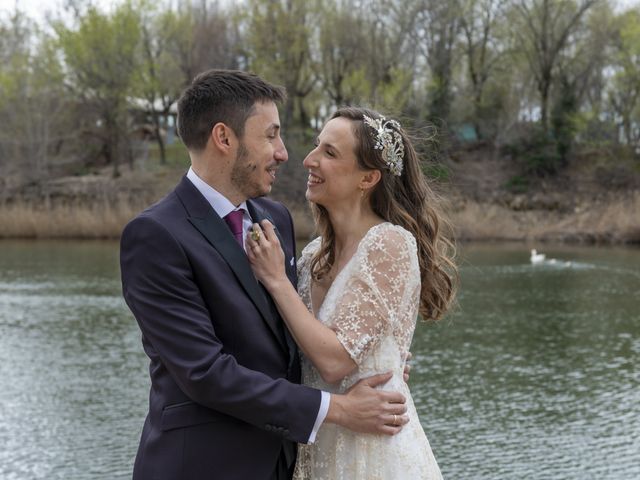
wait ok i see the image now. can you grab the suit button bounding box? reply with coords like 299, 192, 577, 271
265, 425, 273, 431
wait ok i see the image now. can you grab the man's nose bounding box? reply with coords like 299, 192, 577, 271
275, 139, 288, 163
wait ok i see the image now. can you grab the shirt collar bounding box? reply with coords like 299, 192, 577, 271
186, 167, 248, 219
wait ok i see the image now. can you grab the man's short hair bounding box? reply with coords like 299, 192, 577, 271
177, 69, 286, 151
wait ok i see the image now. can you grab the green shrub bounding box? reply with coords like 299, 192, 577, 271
504, 175, 529, 193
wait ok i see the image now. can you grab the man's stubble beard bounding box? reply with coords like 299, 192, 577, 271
230, 141, 266, 199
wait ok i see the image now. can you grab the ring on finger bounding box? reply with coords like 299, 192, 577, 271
393, 414, 398, 426
250, 229, 261, 242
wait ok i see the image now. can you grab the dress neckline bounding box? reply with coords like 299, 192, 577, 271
309, 222, 390, 318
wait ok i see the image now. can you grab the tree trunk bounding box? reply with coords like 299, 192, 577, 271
473, 87, 484, 140
152, 113, 166, 165
283, 96, 295, 129
108, 129, 120, 178
540, 76, 551, 130
623, 113, 632, 145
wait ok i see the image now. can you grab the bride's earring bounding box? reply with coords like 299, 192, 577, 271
359, 186, 366, 199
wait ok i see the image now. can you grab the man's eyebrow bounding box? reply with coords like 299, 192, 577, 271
266, 123, 280, 133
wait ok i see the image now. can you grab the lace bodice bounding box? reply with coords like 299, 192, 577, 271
294, 222, 443, 479
297, 222, 420, 391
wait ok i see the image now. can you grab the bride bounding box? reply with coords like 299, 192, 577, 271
247, 107, 457, 479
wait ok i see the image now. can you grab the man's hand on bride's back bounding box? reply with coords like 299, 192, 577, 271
403, 351, 412, 383
325, 372, 409, 436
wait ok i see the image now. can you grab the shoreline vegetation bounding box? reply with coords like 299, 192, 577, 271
1, 167, 638, 245
450, 192, 640, 245
2, 196, 637, 245
2, 1, 639, 246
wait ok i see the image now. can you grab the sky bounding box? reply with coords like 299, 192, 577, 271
1, 0, 112, 15
1, 0, 638, 25
0, 0, 115, 24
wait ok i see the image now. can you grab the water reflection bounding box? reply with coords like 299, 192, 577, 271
412, 243, 640, 479
0, 241, 148, 479
0, 241, 638, 479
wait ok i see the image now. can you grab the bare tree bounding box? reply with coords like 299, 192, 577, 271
312, 0, 419, 116
243, 0, 316, 129
314, 0, 370, 108
608, 7, 640, 148
163, 0, 240, 85
511, 0, 597, 129
459, 0, 509, 138
0, 10, 74, 198
134, 2, 186, 164
414, 0, 462, 124
55, 3, 141, 177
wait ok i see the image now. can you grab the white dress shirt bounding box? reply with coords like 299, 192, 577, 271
186, 167, 329, 443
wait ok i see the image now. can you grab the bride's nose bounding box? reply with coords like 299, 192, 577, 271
303, 149, 319, 169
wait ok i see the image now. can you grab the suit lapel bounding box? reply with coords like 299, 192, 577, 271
247, 199, 298, 365
246, 200, 296, 283
175, 177, 288, 353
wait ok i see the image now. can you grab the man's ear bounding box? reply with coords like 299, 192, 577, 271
360, 169, 382, 190
210, 122, 236, 153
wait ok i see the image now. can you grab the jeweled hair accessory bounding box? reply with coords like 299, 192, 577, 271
363, 114, 404, 176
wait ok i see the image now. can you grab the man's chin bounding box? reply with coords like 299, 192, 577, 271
260, 185, 272, 196
251, 188, 270, 198
242, 183, 271, 199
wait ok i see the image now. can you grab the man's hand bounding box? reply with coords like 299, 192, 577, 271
403, 352, 412, 383
325, 373, 408, 436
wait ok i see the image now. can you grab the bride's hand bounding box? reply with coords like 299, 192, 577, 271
246, 220, 287, 289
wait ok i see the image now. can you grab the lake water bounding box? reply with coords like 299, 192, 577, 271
0, 241, 638, 479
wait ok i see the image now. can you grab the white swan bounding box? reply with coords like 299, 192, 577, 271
530, 249, 546, 264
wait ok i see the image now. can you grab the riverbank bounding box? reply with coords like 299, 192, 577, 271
0, 169, 162, 239
451, 192, 640, 244
0, 201, 142, 239
2, 187, 638, 245
1, 150, 638, 244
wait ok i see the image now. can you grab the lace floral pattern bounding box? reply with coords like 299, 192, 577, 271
294, 223, 443, 480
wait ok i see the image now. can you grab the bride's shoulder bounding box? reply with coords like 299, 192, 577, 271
362, 222, 417, 255
302, 237, 322, 256
299, 236, 322, 261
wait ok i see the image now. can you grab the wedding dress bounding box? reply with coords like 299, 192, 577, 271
293, 222, 443, 480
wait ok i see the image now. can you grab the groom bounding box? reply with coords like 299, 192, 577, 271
120, 69, 408, 480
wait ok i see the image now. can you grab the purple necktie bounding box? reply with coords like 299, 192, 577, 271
223, 210, 244, 247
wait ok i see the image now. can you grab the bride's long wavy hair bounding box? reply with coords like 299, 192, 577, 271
309, 107, 457, 321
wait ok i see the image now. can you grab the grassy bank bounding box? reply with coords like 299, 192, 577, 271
452, 192, 640, 244
0, 201, 144, 239
1, 153, 638, 244
0, 200, 317, 240
1, 193, 638, 245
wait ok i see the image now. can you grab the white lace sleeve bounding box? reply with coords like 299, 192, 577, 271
330, 225, 419, 366
297, 237, 320, 276
297, 237, 321, 309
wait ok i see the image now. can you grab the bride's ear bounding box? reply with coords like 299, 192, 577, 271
360, 170, 381, 191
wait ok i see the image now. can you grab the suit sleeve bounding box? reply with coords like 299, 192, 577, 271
120, 214, 321, 443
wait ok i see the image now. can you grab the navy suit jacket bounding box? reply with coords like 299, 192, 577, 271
120, 176, 321, 480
